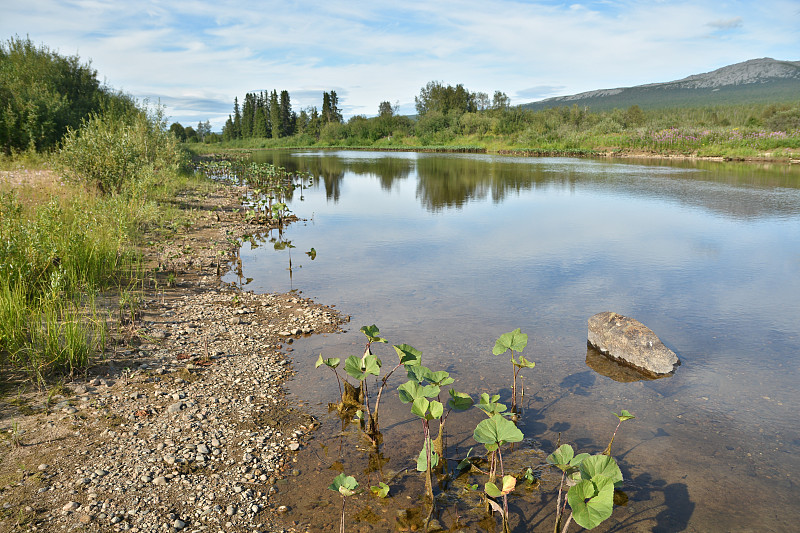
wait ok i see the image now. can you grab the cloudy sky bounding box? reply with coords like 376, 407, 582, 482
3, 0, 799, 129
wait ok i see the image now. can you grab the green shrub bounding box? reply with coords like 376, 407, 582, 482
58, 104, 188, 194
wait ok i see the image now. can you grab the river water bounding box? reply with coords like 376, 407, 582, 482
226, 151, 800, 532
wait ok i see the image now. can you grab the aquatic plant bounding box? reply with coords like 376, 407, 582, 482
492, 328, 534, 413
328, 473, 359, 533
547, 444, 624, 532
473, 401, 524, 532
604, 409, 635, 456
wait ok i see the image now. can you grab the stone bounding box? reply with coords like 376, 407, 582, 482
587, 312, 680, 376
62, 501, 80, 512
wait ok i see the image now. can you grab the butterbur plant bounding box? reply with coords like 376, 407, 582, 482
546, 444, 624, 532
485, 475, 517, 533
604, 409, 635, 456
492, 328, 534, 413
473, 404, 524, 532
329, 473, 359, 533
398, 367, 444, 502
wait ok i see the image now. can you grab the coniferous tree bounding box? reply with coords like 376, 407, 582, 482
233, 96, 242, 139
279, 90, 293, 136
269, 90, 281, 138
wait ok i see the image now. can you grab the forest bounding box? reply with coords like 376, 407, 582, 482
205, 80, 800, 159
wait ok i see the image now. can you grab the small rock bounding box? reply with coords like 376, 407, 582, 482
167, 402, 184, 414
173, 518, 186, 530
38, 464, 49, 471
62, 501, 80, 512
153, 476, 168, 485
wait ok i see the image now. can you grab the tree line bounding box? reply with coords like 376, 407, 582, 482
218, 90, 343, 141
0, 36, 131, 154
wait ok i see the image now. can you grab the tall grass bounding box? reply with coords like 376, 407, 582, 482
1, 100, 200, 384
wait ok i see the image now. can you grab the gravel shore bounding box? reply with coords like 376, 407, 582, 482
0, 181, 345, 532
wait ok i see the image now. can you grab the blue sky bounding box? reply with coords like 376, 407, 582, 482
3, 0, 798, 129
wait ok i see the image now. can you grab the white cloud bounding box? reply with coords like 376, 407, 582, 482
2, 0, 797, 128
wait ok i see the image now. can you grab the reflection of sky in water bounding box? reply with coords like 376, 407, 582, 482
232, 153, 800, 420
230, 152, 800, 530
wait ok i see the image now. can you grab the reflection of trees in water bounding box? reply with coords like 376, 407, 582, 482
250, 150, 800, 217
250, 152, 413, 201
414, 157, 579, 210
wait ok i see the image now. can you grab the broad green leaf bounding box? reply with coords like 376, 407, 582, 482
360, 324, 388, 344
393, 344, 422, 366
315, 354, 340, 369
567, 475, 615, 529
361, 354, 382, 376
416, 445, 439, 471
512, 354, 536, 369
580, 454, 623, 486
614, 409, 635, 421
406, 364, 428, 384
477, 393, 508, 417
487, 475, 517, 496
398, 381, 440, 404
425, 370, 454, 387
547, 444, 575, 470
344, 355, 365, 380
411, 397, 430, 419
473, 414, 524, 449
447, 389, 474, 411
485, 482, 502, 498
492, 328, 528, 355
328, 473, 359, 497
344, 354, 381, 381
429, 400, 444, 420
370, 482, 390, 498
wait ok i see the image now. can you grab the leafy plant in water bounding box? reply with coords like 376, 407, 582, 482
315, 355, 343, 398
398, 366, 445, 503
492, 328, 534, 413
370, 481, 390, 498
473, 405, 524, 532
546, 444, 624, 532
328, 473, 359, 533
604, 409, 635, 456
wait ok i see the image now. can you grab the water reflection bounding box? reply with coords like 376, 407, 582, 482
234, 150, 800, 532
252, 150, 800, 218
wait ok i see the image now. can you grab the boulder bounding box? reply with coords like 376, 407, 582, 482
587, 312, 680, 377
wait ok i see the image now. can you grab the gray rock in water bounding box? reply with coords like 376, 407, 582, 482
588, 312, 680, 376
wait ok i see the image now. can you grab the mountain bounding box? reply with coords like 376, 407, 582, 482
520, 58, 800, 111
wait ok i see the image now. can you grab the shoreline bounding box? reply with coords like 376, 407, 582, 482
0, 179, 344, 532
191, 144, 800, 165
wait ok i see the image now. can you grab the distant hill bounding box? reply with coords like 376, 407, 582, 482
521, 58, 800, 111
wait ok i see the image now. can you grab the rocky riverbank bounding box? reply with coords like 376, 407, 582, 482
0, 179, 345, 532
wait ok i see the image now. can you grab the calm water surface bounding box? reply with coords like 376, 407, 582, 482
227, 151, 800, 532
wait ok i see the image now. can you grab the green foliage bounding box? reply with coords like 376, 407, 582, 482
58, 103, 188, 195
485, 475, 516, 498
360, 324, 388, 345
328, 473, 359, 496
614, 409, 635, 422
493, 328, 528, 355
0, 36, 108, 153
315, 354, 341, 369
477, 393, 508, 417
473, 413, 524, 451
344, 353, 381, 381
370, 481, 390, 498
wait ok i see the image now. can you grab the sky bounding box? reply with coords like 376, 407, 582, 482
3, 0, 799, 130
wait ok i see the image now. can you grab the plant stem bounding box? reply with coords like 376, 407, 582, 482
604, 419, 623, 455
